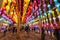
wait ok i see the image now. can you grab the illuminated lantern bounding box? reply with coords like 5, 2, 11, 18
50, 0, 52, 4
27, 10, 31, 16
49, 10, 52, 13
23, 16, 27, 23
2, 0, 7, 7
54, 0, 60, 11
46, 19, 48, 22
48, 10, 52, 17
6, 5, 10, 14
49, 18, 52, 23
47, 22, 49, 26
42, 0, 45, 3
47, 4, 51, 10
43, 4, 46, 10
0, 9, 1, 14
30, 2, 33, 6
1, 7, 6, 14
53, 17, 56, 23
48, 13, 50, 18
8, 0, 12, 6
52, 11, 55, 17
56, 8, 60, 15
12, 0, 16, 4
34, 0, 37, 6
38, 0, 40, 4
29, 6, 32, 10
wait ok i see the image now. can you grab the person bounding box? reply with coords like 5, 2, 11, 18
1, 25, 7, 36
42, 27, 45, 40
24, 25, 29, 32
12, 26, 17, 34
54, 28, 59, 40
20, 26, 24, 31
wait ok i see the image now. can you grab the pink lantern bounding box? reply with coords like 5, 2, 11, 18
34, 0, 37, 6
43, 4, 46, 10
50, 0, 52, 4
38, 0, 40, 4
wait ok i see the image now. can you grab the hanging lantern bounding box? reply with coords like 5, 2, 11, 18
34, 0, 37, 6
53, 17, 56, 23
50, 0, 53, 4
38, 0, 40, 4
56, 8, 60, 15
12, 0, 16, 4
29, 6, 32, 10
12, 0, 16, 6
2, 0, 8, 7
30, 2, 33, 6
43, 3, 46, 10
23, 16, 27, 23
52, 11, 55, 17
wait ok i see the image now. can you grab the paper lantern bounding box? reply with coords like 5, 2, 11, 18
52, 11, 55, 17
30, 2, 32, 6
38, 0, 40, 4
34, 0, 37, 6
50, 0, 52, 4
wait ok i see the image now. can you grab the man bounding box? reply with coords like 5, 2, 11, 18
42, 27, 45, 40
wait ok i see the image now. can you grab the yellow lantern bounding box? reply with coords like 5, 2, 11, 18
52, 11, 55, 17
56, 8, 60, 15
13, 12, 18, 23
8, 0, 12, 5
2, 0, 7, 7
6, 5, 10, 14
48, 13, 50, 18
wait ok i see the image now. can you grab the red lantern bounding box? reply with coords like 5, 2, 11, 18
29, 6, 32, 10
27, 10, 31, 15
23, 16, 27, 23
30, 2, 32, 6
38, 0, 40, 4
34, 0, 37, 6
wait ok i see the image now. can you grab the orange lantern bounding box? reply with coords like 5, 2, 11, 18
12, 0, 16, 6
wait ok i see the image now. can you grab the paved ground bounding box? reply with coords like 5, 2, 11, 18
0, 31, 57, 40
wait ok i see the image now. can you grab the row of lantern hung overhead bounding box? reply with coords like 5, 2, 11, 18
23, 0, 60, 24
0, 8, 13, 24
1, 0, 18, 24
